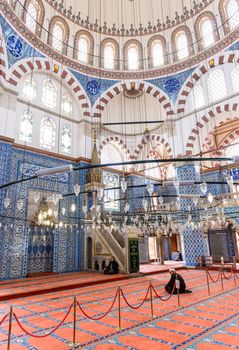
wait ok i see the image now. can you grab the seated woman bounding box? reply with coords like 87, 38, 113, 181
165, 269, 192, 294
104, 257, 119, 275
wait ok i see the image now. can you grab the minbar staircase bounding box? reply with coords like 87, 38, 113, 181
96, 215, 126, 272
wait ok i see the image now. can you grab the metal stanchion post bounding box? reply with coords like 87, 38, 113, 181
117, 287, 122, 330
233, 268, 237, 286
176, 278, 180, 308
220, 268, 224, 291
7, 306, 13, 350
69, 296, 79, 348
206, 268, 210, 297
149, 282, 154, 319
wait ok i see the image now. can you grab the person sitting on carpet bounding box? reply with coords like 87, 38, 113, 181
104, 257, 119, 275
165, 269, 192, 294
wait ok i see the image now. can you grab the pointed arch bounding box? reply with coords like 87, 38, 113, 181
176, 52, 239, 113
92, 81, 174, 118
8, 58, 90, 116
185, 103, 239, 156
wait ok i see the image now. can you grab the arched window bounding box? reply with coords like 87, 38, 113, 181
77, 35, 89, 63
22, 76, 36, 101
42, 79, 57, 109
19, 111, 33, 142
152, 41, 164, 67
176, 31, 189, 60
25, 0, 38, 33
101, 143, 124, 171
61, 125, 71, 154
62, 95, 72, 115
227, 0, 239, 29
52, 21, 64, 52
128, 45, 139, 70
40, 117, 56, 150
191, 85, 205, 109
102, 172, 120, 211
201, 18, 215, 48
207, 69, 227, 102
104, 44, 114, 70
231, 66, 239, 92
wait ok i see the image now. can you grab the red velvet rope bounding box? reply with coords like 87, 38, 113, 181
222, 267, 233, 280
77, 290, 118, 320
0, 313, 9, 326
13, 303, 73, 338
207, 269, 221, 283
151, 282, 176, 301
120, 286, 150, 309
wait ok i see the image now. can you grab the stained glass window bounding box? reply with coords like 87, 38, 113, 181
52, 22, 63, 52
26, 0, 38, 33
104, 44, 114, 69
78, 35, 89, 62
207, 69, 227, 102
40, 117, 56, 150
103, 172, 120, 211
19, 111, 33, 142
22, 76, 36, 101
176, 31, 189, 60
128, 45, 139, 70
201, 18, 214, 48
42, 79, 57, 109
191, 85, 205, 109
101, 143, 123, 171
231, 66, 239, 93
152, 41, 164, 67
227, 0, 239, 30
61, 125, 72, 154
226, 139, 239, 157
62, 95, 72, 115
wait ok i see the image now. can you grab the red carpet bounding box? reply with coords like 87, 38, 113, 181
0, 269, 238, 349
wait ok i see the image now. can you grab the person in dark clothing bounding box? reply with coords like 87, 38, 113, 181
104, 257, 119, 275
165, 269, 192, 294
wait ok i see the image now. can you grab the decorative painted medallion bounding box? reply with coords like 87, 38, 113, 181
6, 35, 23, 58
164, 78, 180, 93
86, 80, 101, 96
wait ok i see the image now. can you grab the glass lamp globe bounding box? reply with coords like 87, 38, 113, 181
121, 178, 127, 193
147, 183, 154, 196
200, 181, 207, 195
74, 184, 80, 196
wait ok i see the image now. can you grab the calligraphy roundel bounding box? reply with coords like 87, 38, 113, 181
164, 78, 180, 93
86, 80, 101, 96
7, 35, 23, 58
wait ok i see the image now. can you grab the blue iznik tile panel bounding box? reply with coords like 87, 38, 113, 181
0, 142, 85, 280
177, 164, 205, 266
69, 69, 119, 107
146, 67, 196, 104
0, 15, 44, 69
227, 39, 239, 51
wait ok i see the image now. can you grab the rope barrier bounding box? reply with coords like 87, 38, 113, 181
13, 303, 73, 338
120, 286, 150, 309
0, 313, 8, 326
207, 269, 221, 283
151, 282, 176, 301
77, 290, 118, 320
222, 267, 233, 280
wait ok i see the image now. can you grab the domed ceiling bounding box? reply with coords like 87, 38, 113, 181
60, 0, 210, 30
